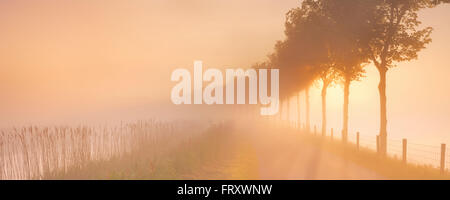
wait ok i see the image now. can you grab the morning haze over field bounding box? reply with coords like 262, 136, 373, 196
1, 0, 450, 180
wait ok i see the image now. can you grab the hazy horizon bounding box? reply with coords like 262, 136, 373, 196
1, 0, 450, 146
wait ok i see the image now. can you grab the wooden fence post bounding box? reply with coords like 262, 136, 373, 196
356, 132, 360, 151
402, 139, 407, 164
376, 135, 380, 154
331, 128, 333, 140
441, 143, 446, 174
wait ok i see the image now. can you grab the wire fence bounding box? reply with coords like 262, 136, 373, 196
310, 124, 449, 171
267, 118, 450, 172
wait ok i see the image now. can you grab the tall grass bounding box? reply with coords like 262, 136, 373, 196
0, 120, 191, 180
43, 122, 237, 180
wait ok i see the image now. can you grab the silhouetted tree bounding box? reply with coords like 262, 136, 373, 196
276, 1, 330, 132
296, 91, 301, 129
269, 36, 320, 132
367, 0, 448, 154
317, 62, 338, 136
314, 0, 375, 142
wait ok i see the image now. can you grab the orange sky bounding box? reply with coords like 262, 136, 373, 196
0, 0, 297, 124
0, 1, 450, 145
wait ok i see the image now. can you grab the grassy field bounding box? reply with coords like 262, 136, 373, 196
3, 120, 449, 180
0, 120, 201, 179
44, 123, 258, 180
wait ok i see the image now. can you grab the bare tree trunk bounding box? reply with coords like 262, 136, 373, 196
321, 82, 329, 137
378, 67, 388, 155
305, 87, 311, 133
286, 97, 290, 127
342, 77, 350, 143
297, 92, 301, 129
278, 99, 283, 127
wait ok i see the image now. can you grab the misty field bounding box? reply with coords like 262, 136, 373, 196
2, 118, 449, 180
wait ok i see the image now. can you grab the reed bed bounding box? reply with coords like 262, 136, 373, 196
0, 120, 188, 180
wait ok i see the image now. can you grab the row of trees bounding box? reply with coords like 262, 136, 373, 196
256, 0, 448, 154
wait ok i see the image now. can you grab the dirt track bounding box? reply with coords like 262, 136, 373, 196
215, 124, 386, 180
